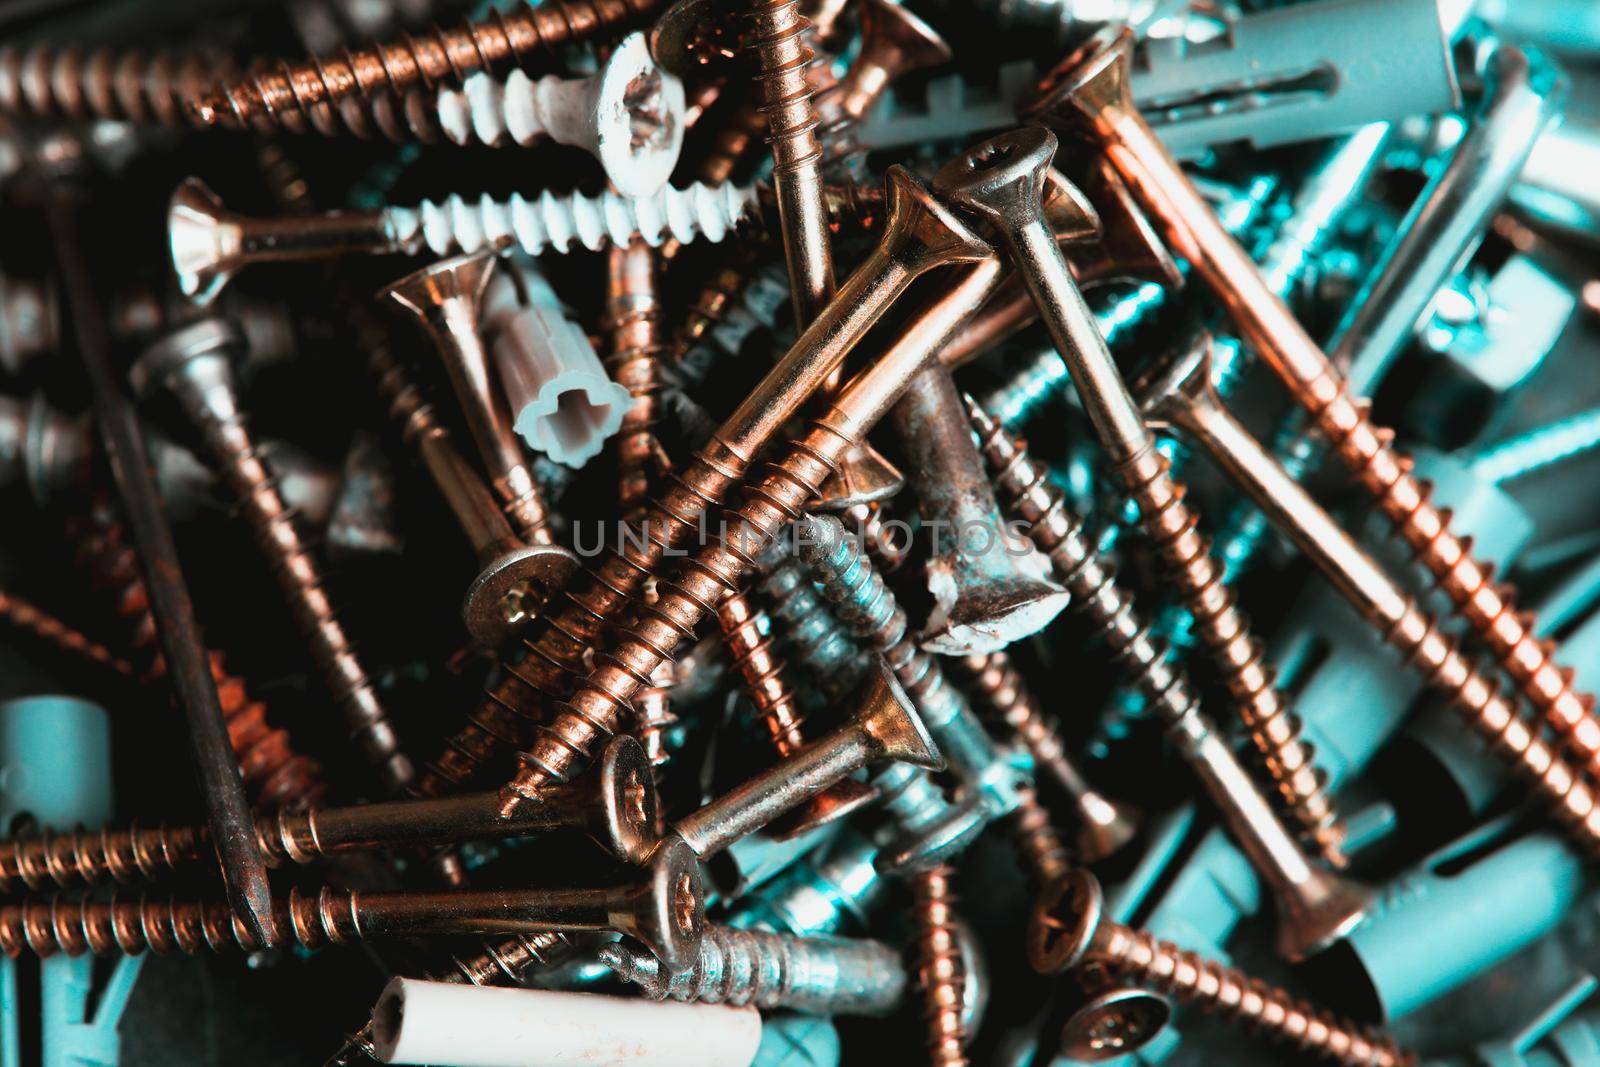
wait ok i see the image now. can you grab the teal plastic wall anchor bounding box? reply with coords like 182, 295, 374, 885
0, 696, 143, 1067
1346, 822, 1590, 1023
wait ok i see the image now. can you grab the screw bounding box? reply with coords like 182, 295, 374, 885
1056, 974, 1173, 1064
758, 553, 868, 698
0, 44, 233, 127
600, 923, 906, 1015
795, 512, 1025, 823
910, 864, 970, 1067
0, 585, 132, 679
380, 249, 569, 557
949, 651, 1137, 864
0, 836, 705, 970
605, 240, 672, 520
933, 127, 1346, 867
166, 176, 757, 306
1029, 26, 1595, 826
815, 0, 951, 133
1028, 870, 1413, 1067
1137, 334, 1600, 852
495, 168, 989, 813
66, 505, 325, 810
130, 318, 413, 796
189, 0, 662, 129
968, 400, 1373, 962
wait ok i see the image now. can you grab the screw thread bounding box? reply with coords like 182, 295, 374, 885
759, 555, 866, 699
0, 44, 231, 127
68, 510, 323, 809
951, 652, 1076, 798
718, 591, 807, 756
1111, 441, 1343, 864
1008, 789, 1072, 889
607, 241, 670, 520
1307, 384, 1600, 785
632, 655, 679, 770
910, 865, 969, 1067
795, 514, 906, 648
698, 98, 775, 186
0, 586, 132, 678
191, 0, 659, 128
1090, 922, 1412, 1067
671, 240, 773, 363
386, 183, 756, 260
449, 930, 573, 985
502, 425, 845, 809
0, 822, 205, 892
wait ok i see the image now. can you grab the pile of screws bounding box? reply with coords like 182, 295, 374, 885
4, 0, 1600, 1064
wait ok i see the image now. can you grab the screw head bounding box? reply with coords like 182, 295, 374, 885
168, 178, 243, 307
932, 127, 1058, 234
461, 545, 580, 648
1060, 986, 1172, 1061
1027, 868, 1102, 975
591, 33, 686, 198
593, 735, 659, 865
630, 835, 706, 972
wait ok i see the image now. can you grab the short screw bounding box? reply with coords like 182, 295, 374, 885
968, 400, 1373, 962
189, 0, 662, 129
130, 318, 413, 796
599, 924, 906, 1016
1029, 870, 1414, 1067
933, 127, 1346, 867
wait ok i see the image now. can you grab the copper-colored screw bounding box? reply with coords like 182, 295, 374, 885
189, 0, 661, 129
670, 238, 775, 364
0, 44, 232, 127
1007, 788, 1072, 889
950, 651, 1137, 864
1029, 871, 1413, 1067
814, 0, 950, 135
67, 508, 323, 810
607, 239, 672, 519
495, 170, 991, 813
933, 128, 1345, 866
0, 585, 133, 679
1028, 27, 1600, 794
130, 319, 411, 795
969, 401, 1374, 963
0, 837, 705, 968
910, 865, 970, 1067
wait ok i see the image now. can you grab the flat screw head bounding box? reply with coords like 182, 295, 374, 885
168, 178, 243, 308
379, 247, 497, 326
129, 317, 245, 424
1027, 868, 1102, 975
461, 544, 581, 647
588, 33, 686, 198
593, 735, 660, 864
931, 126, 1058, 233
878, 166, 995, 275
1060, 987, 1172, 1061
632, 836, 706, 971
1024, 24, 1137, 135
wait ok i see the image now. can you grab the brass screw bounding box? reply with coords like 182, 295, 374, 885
130, 319, 412, 795
606, 239, 672, 520
0, 44, 232, 127
188, 0, 662, 129
1027, 27, 1600, 807
910, 865, 970, 1067
932, 127, 1346, 867
1029, 871, 1414, 1067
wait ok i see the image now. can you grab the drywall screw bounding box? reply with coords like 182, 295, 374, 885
0, 836, 705, 969
968, 400, 1374, 962
359, 292, 569, 646
600, 924, 905, 1015
66, 505, 324, 810
495, 168, 990, 812
716, 590, 878, 835
0, 44, 233, 127
795, 512, 1025, 823
0, 585, 133, 679
0, 736, 659, 892
1028, 870, 1413, 1067
949, 651, 1136, 864
1029, 27, 1598, 811
910, 864, 970, 1067
189, 0, 662, 128
380, 248, 569, 557
130, 318, 413, 796
933, 127, 1346, 867
167, 175, 757, 306
887, 363, 1069, 654
757, 553, 868, 700
815, 0, 950, 133
1138, 335, 1600, 845
606, 239, 672, 520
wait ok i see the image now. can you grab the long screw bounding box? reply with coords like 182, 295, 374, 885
131, 319, 413, 795
1139, 337, 1600, 852
495, 170, 992, 813
0, 837, 704, 969
968, 401, 1373, 962
0, 585, 133, 679
0, 45, 232, 127
911, 865, 970, 1067
189, 0, 662, 129
948, 651, 1136, 864
933, 127, 1345, 865
1028, 27, 1600, 809
607, 240, 671, 520
67, 508, 323, 810
600, 924, 906, 1016
1029, 871, 1413, 1067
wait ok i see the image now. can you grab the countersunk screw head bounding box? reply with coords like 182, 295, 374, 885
932, 126, 1058, 231
593, 735, 660, 865
1060, 986, 1172, 1062
167, 178, 242, 308
1024, 24, 1137, 132
1027, 868, 1102, 975
461, 545, 581, 648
